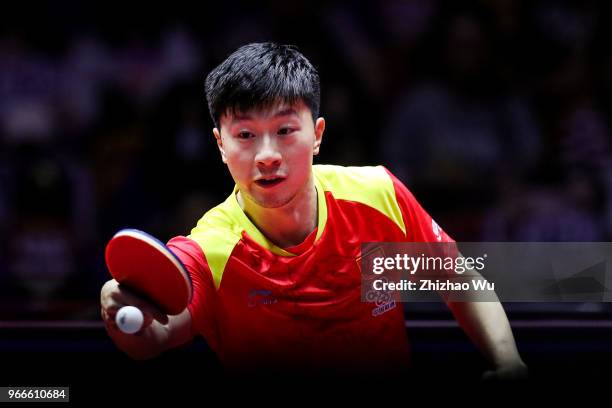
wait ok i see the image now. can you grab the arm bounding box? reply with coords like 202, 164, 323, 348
385, 168, 527, 378
100, 279, 193, 360
444, 271, 528, 380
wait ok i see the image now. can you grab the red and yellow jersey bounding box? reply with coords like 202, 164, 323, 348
167, 165, 453, 373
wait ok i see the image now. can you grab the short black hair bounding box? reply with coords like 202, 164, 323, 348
205, 42, 320, 128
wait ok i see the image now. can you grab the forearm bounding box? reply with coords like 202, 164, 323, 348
446, 299, 523, 368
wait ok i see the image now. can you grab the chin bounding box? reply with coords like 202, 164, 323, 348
254, 196, 293, 209
251, 191, 296, 209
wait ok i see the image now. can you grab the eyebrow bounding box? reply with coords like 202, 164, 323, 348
231, 108, 299, 124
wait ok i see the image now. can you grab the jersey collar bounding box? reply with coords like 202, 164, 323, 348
229, 172, 328, 257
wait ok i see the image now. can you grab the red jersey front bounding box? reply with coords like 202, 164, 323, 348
167, 165, 454, 373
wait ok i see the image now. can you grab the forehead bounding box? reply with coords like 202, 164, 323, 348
220, 100, 311, 127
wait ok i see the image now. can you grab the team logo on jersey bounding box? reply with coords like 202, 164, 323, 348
432, 219, 442, 241
365, 277, 397, 317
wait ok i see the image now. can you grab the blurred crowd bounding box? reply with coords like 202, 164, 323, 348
1, 0, 611, 319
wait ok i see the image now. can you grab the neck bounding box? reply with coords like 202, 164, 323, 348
238, 175, 318, 249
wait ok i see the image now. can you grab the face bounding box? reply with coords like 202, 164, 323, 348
214, 100, 325, 208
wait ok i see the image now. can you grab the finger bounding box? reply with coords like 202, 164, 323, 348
111, 285, 169, 324
101, 307, 120, 332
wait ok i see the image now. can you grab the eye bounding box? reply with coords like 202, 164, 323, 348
237, 131, 254, 140
278, 127, 295, 136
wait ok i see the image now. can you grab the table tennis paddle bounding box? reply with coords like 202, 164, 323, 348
105, 229, 192, 334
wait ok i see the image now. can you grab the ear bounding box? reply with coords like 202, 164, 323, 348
313, 117, 325, 156
213, 128, 227, 163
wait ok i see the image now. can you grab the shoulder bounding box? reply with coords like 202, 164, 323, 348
189, 195, 242, 242
186, 195, 244, 288
314, 164, 396, 197
314, 164, 406, 234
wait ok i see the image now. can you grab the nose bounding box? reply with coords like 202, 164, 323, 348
255, 134, 282, 167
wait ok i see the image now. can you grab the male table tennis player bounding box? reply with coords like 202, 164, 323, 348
100, 42, 527, 379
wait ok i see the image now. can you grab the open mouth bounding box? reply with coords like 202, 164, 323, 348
254, 178, 285, 188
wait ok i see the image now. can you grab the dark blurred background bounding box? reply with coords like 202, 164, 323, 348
1, 0, 612, 386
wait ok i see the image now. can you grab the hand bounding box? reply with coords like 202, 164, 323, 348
482, 361, 529, 381
100, 279, 169, 334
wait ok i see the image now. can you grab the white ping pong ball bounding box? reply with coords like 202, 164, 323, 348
116, 306, 144, 334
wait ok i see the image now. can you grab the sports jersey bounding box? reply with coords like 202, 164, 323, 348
167, 165, 454, 373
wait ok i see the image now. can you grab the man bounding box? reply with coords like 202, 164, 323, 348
100, 42, 527, 378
